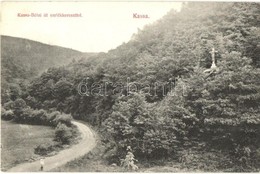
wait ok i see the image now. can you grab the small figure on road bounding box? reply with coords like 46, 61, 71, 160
40, 159, 44, 171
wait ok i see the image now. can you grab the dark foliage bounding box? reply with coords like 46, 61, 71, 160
1, 2, 260, 171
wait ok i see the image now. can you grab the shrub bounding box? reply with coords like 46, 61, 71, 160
47, 111, 60, 125
17, 107, 34, 123
53, 113, 72, 127
12, 98, 28, 120
3, 100, 14, 110
31, 109, 49, 125
54, 123, 73, 144
120, 148, 138, 171
1, 108, 14, 120
34, 142, 60, 156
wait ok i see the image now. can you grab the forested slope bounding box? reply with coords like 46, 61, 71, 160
1, 35, 84, 79
1, 36, 96, 103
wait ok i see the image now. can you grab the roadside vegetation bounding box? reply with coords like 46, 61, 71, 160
1, 99, 80, 168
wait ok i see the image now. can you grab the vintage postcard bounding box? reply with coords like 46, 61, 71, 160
1, 1, 259, 172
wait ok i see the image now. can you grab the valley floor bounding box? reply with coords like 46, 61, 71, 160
2, 120, 259, 172
5, 121, 96, 172
1, 120, 55, 171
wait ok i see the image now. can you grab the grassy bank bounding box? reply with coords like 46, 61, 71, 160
1, 120, 55, 171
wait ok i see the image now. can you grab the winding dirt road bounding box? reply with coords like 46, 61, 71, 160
7, 121, 96, 172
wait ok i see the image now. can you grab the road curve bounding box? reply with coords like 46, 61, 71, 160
7, 121, 96, 172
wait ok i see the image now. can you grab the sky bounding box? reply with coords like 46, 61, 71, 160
1, 2, 182, 52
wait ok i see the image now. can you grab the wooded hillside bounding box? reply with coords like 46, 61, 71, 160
1, 2, 259, 172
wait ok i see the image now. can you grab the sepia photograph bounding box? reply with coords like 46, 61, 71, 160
1, 1, 260, 172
